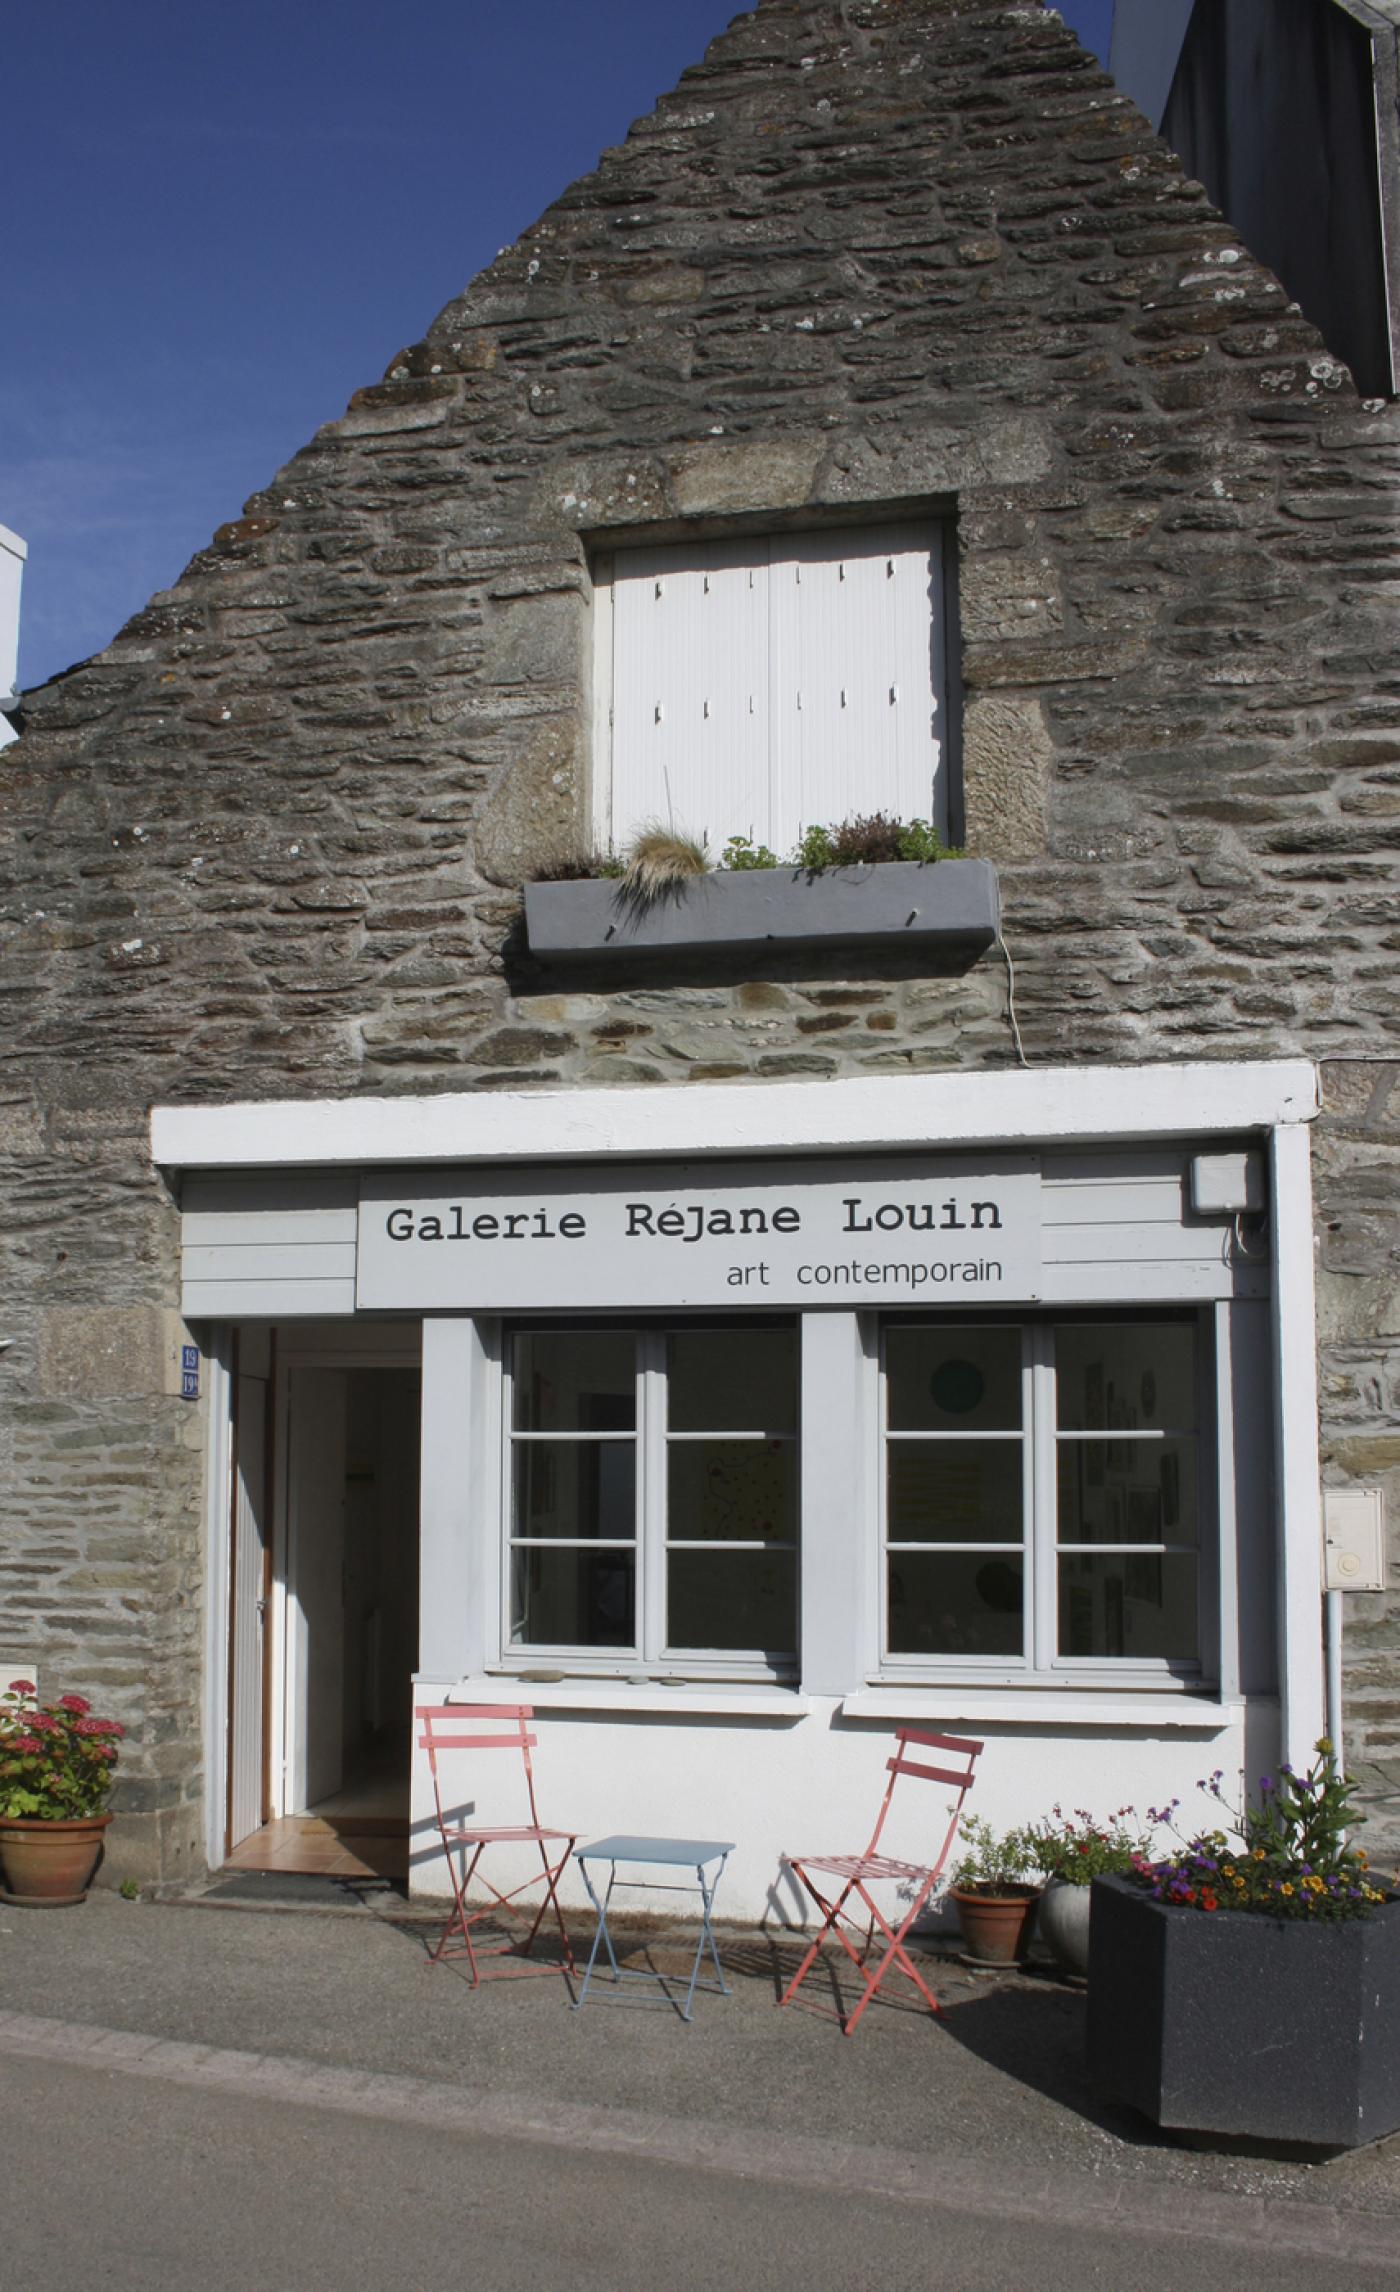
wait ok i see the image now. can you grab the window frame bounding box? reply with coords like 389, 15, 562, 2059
589, 516, 962, 861
499, 1317, 801, 1684
871, 1308, 1220, 1692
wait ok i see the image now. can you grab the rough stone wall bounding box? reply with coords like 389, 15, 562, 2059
1316, 1061, 1400, 1855
2, 0, 1399, 1871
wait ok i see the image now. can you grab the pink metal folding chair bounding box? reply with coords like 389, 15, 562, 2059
416, 1704, 577, 1985
778, 1728, 982, 2035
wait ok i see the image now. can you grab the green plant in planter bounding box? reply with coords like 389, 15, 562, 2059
949, 1814, 1037, 1893
948, 1814, 1039, 1966
1029, 1805, 1154, 1886
718, 833, 781, 871
0, 1679, 125, 1819
793, 812, 960, 870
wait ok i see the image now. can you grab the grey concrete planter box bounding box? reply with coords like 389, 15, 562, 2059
523, 858, 999, 965
1087, 1875, 1400, 2150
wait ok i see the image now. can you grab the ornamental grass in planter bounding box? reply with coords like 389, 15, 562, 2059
946, 1816, 1040, 1966
0, 1678, 126, 1906
1088, 1744, 1400, 2150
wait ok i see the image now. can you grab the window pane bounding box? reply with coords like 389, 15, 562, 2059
1055, 1323, 1196, 1433
668, 1440, 795, 1544
512, 1331, 635, 1432
888, 1551, 1024, 1657
887, 1440, 1022, 1544
886, 1327, 1021, 1432
667, 1549, 796, 1655
512, 1442, 635, 1541
1056, 1437, 1198, 1547
667, 1326, 797, 1434
1058, 1553, 1199, 1662
511, 1547, 635, 1649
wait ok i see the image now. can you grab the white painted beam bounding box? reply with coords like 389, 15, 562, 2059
152, 1060, 1318, 1174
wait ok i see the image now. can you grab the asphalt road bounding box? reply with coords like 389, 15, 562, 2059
7, 2047, 1400, 2292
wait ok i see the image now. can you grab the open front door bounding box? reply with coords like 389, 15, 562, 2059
287, 1366, 349, 1810
227, 1341, 272, 1853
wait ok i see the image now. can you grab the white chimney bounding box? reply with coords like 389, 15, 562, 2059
0, 522, 27, 751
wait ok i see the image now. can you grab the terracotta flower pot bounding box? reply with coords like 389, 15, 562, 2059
949, 1883, 1040, 1965
0, 1813, 112, 1906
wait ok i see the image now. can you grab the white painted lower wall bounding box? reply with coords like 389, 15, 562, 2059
407, 1682, 1272, 1926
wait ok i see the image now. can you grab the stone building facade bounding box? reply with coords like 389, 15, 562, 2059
2, 0, 1398, 1893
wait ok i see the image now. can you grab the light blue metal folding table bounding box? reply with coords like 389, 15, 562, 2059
572, 1835, 735, 2019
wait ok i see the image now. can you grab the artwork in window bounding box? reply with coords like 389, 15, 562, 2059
888, 1551, 1024, 1658
1058, 1553, 1198, 1663
886, 1325, 1020, 1433
887, 1442, 1022, 1543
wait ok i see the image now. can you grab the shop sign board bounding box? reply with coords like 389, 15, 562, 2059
357, 1155, 1042, 1311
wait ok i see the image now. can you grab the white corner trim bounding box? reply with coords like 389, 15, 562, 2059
1270, 1122, 1326, 1766
151, 1060, 1318, 1173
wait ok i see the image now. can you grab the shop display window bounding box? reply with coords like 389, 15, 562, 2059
882, 1316, 1204, 1682
506, 1321, 799, 1674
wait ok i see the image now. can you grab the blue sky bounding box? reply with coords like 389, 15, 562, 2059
3, 1, 1114, 692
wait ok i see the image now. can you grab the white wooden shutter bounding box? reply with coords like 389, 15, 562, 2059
606, 536, 770, 852
601, 524, 944, 856
771, 524, 943, 847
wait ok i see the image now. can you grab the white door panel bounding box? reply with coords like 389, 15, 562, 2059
228, 1371, 270, 1850
287, 1368, 347, 1811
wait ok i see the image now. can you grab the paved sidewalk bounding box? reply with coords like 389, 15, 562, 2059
3, 1889, 1400, 2261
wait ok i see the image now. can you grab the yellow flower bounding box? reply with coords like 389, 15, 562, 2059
1280, 1883, 1295, 1897
1252, 1849, 1266, 1862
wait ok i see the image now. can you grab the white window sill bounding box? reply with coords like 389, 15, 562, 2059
841, 1687, 1249, 1729
452, 1677, 809, 1719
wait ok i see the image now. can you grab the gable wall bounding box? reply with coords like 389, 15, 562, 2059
3, 0, 1399, 1873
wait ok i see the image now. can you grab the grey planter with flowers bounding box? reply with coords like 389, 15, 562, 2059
1087, 1876, 1400, 2149
1086, 1746, 1400, 2150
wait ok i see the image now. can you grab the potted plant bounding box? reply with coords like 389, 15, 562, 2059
1088, 1742, 1400, 2149
0, 1678, 126, 1906
946, 1815, 1040, 1966
1027, 1805, 1155, 1979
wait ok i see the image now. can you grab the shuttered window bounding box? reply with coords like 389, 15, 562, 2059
593, 524, 948, 857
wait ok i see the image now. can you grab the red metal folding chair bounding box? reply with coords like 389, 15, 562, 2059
778, 1728, 982, 2035
416, 1704, 577, 1985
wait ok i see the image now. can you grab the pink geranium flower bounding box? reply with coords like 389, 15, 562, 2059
0, 1684, 125, 1819
7, 1681, 36, 1697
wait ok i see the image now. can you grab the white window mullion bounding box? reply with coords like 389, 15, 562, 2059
1209, 1303, 1237, 1701
1029, 1325, 1057, 1672
640, 1332, 667, 1664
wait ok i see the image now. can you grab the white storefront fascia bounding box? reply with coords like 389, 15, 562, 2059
159, 1062, 1324, 1918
